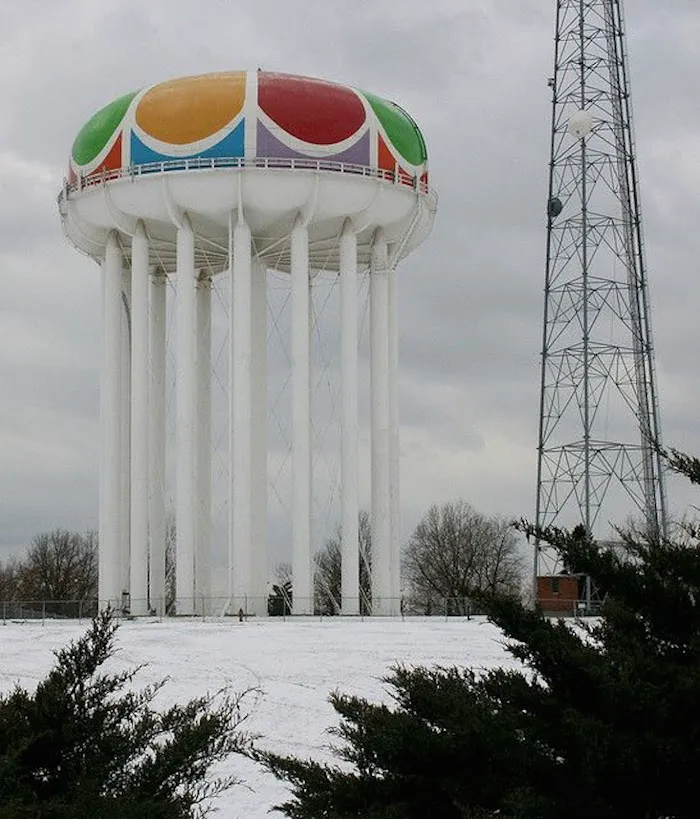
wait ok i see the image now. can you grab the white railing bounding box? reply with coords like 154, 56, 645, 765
62, 155, 433, 199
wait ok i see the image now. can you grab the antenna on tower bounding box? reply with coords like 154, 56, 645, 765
534, 0, 668, 609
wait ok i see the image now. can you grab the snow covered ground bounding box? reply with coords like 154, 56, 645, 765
0, 616, 521, 817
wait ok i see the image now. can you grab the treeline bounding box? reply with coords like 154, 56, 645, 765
2, 500, 524, 617
307, 500, 524, 616
0, 529, 97, 601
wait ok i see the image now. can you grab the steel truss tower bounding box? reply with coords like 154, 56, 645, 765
535, 0, 668, 576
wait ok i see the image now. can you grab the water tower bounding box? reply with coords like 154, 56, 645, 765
58, 71, 436, 616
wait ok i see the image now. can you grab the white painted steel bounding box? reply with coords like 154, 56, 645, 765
370, 232, 391, 615
62, 167, 436, 277
196, 275, 212, 613
120, 266, 131, 604
388, 265, 400, 612
175, 216, 197, 614
232, 216, 253, 611
148, 269, 167, 615
251, 257, 268, 615
291, 217, 312, 615
99, 232, 123, 607
340, 221, 359, 615
63, 160, 437, 618
129, 222, 149, 615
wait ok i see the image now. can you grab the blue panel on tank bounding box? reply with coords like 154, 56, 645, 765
130, 120, 245, 170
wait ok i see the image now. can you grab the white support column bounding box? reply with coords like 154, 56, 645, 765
176, 215, 197, 615
148, 268, 167, 616
388, 265, 401, 614
129, 222, 150, 616
251, 257, 268, 615
99, 232, 123, 608
231, 215, 252, 612
340, 220, 359, 615
196, 274, 212, 615
120, 265, 132, 606
370, 231, 391, 615
291, 216, 312, 615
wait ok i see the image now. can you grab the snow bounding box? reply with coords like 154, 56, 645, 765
0, 616, 520, 818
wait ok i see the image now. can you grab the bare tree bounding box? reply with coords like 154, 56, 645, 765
16, 529, 98, 602
314, 511, 372, 615
164, 513, 176, 613
0, 557, 19, 601
268, 562, 293, 616
403, 501, 523, 614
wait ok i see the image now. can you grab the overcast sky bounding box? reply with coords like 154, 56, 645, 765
1, 0, 699, 567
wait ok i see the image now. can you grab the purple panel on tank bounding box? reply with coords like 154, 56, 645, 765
256, 123, 370, 167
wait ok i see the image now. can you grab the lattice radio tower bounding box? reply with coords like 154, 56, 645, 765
535, 0, 668, 578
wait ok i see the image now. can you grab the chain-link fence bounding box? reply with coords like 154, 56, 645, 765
0, 596, 489, 623
0, 596, 601, 625
0, 600, 99, 624
536, 597, 603, 616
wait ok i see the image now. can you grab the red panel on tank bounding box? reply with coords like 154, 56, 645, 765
258, 72, 365, 145
88, 133, 123, 177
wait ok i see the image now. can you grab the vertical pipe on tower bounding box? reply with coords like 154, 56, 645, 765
340, 220, 359, 615
251, 257, 268, 615
100, 231, 123, 608
176, 215, 197, 615
388, 265, 400, 613
370, 231, 391, 615
129, 222, 150, 615
148, 268, 167, 616
120, 266, 132, 605
231, 215, 252, 612
291, 216, 312, 615
196, 274, 212, 614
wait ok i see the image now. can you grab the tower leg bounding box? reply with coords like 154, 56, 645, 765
231, 215, 252, 613
291, 217, 312, 615
251, 257, 268, 615
120, 265, 132, 607
196, 274, 212, 614
370, 232, 391, 615
388, 264, 400, 614
340, 221, 359, 615
149, 269, 167, 615
99, 232, 123, 609
129, 222, 150, 616
176, 216, 197, 615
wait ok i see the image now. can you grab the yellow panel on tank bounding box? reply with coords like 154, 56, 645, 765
135, 72, 246, 145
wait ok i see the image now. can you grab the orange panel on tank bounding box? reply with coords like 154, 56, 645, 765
379, 133, 413, 185
136, 72, 246, 145
378, 133, 396, 172
88, 133, 123, 177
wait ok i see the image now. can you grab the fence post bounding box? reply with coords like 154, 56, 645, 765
2, 600, 5, 626
78, 599, 82, 622
42, 600, 46, 626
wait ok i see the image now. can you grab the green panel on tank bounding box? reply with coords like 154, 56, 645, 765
361, 90, 427, 166
72, 90, 139, 166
